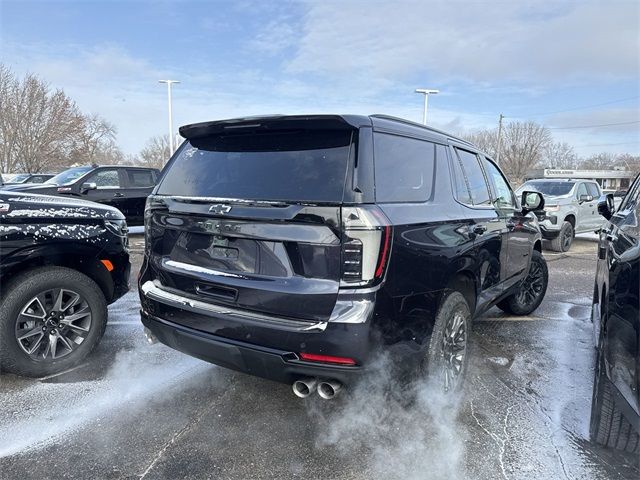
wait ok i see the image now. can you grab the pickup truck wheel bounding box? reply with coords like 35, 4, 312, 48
590, 347, 639, 453
549, 221, 574, 252
422, 290, 471, 394
497, 250, 548, 315
0, 266, 107, 377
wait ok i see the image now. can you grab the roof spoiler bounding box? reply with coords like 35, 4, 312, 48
179, 115, 361, 140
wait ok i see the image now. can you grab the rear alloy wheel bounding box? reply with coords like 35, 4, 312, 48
425, 291, 471, 393
549, 221, 574, 252
497, 250, 548, 315
0, 266, 107, 377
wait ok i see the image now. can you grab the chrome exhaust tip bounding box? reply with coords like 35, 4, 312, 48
292, 378, 317, 398
318, 380, 342, 400
143, 327, 158, 345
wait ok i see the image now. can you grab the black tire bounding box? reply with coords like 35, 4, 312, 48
423, 290, 471, 393
590, 349, 639, 453
0, 266, 107, 377
549, 221, 574, 252
497, 250, 548, 315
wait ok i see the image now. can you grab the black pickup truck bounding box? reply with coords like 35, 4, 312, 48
0, 191, 130, 376
7, 165, 160, 226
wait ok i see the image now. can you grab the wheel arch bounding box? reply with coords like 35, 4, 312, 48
1, 244, 114, 302
446, 270, 477, 316
564, 213, 576, 229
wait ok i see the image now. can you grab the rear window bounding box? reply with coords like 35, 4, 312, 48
520, 181, 575, 196
373, 133, 435, 202
157, 130, 353, 203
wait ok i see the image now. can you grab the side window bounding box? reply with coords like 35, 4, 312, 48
373, 133, 435, 202
586, 183, 600, 198
577, 183, 589, 199
482, 158, 515, 209
454, 148, 491, 206
86, 169, 121, 188
618, 175, 640, 211
127, 169, 156, 188
449, 149, 473, 205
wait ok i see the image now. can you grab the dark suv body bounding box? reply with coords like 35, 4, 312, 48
8, 165, 160, 225
0, 191, 130, 376
139, 114, 548, 397
590, 174, 640, 452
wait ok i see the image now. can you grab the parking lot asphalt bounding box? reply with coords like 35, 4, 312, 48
0, 234, 638, 480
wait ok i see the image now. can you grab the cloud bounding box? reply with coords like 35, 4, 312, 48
286, 1, 639, 87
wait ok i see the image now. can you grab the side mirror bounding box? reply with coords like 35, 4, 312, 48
579, 194, 593, 203
597, 194, 615, 220
81, 182, 97, 193
521, 191, 545, 214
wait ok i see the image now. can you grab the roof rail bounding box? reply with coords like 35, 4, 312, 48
370, 114, 475, 147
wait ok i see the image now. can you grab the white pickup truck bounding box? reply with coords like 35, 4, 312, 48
516, 178, 603, 252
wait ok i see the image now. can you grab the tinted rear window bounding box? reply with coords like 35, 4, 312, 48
373, 133, 435, 202
157, 130, 353, 203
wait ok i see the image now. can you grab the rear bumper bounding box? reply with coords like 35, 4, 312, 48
138, 280, 374, 385
141, 311, 363, 384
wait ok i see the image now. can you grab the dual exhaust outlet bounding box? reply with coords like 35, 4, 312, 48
292, 378, 342, 400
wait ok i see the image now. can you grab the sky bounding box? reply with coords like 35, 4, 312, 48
1, 0, 639, 157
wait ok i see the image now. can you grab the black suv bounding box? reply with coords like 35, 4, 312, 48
8, 165, 160, 225
0, 191, 130, 376
139, 114, 548, 398
590, 173, 640, 452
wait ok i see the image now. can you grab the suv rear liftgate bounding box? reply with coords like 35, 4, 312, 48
139, 116, 391, 389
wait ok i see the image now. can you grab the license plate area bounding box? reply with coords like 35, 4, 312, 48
169, 232, 292, 277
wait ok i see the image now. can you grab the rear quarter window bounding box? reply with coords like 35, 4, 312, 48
127, 169, 156, 188
373, 133, 435, 202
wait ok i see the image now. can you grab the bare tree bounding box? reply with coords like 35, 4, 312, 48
138, 135, 170, 169
579, 152, 615, 170
542, 142, 578, 169
0, 64, 85, 173
463, 129, 498, 157
69, 113, 122, 165
498, 121, 551, 184
464, 121, 551, 184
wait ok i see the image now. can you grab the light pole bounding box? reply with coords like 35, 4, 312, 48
159, 80, 180, 154
415, 88, 439, 125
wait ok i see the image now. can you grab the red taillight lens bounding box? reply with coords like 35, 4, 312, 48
375, 225, 391, 278
340, 206, 392, 286
299, 353, 357, 365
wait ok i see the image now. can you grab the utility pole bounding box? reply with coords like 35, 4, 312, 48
159, 80, 180, 154
415, 88, 439, 125
495, 114, 504, 164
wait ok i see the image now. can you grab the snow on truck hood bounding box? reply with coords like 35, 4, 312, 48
0, 191, 125, 220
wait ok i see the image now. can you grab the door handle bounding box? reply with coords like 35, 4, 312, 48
113, 193, 125, 197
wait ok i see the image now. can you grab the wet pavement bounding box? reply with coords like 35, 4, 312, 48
0, 234, 638, 479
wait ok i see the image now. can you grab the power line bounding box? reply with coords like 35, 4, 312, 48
469, 95, 639, 119
521, 95, 639, 117
573, 141, 640, 148
548, 120, 640, 130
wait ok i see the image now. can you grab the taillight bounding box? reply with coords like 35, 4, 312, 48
340, 206, 392, 287
299, 353, 357, 365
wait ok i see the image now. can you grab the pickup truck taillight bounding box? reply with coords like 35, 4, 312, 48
340, 206, 392, 287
